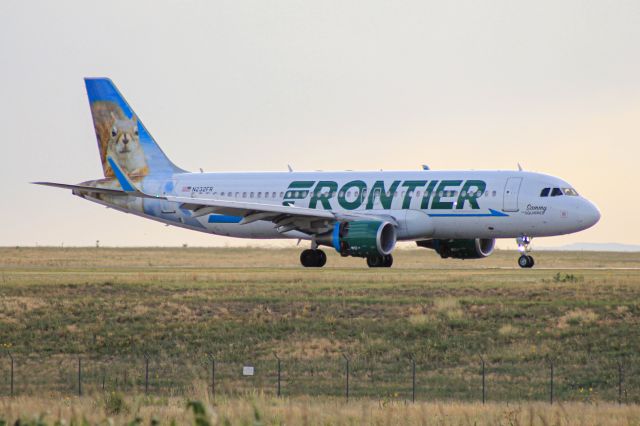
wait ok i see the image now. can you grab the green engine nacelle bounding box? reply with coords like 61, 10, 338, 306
416, 238, 495, 259
318, 220, 397, 258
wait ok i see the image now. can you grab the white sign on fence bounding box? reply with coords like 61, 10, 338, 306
242, 366, 255, 376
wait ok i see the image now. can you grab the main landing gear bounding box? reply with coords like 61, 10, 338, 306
299, 249, 394, 268
516, 236, 534, 268
366, 254, 393, 268
300, 249, 326, 267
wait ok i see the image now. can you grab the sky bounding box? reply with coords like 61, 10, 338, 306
1, 0, 638, 249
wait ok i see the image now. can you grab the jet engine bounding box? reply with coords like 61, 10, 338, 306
416, 238, 495, 259
318, 221, 397, 257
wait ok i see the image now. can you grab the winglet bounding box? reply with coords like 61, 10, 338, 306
107, 156, 137, 192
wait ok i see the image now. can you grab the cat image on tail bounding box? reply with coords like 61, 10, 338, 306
90, 101, 149, 177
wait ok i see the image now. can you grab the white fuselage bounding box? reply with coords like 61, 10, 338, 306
100, 169, 600, 243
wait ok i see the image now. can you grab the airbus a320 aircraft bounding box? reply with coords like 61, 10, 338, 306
35, 78, 601, 268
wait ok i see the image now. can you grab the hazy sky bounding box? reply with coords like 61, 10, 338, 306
1, 0, 638, 249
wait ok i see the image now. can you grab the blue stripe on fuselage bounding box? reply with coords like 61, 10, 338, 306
428, 209, 509, 218
208, 215, 242, 223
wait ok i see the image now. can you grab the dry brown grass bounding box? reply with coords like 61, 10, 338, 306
557, 309, 599, 329
2, 394, 640, 425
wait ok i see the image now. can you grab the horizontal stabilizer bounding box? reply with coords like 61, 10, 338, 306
32, 182, 159, 199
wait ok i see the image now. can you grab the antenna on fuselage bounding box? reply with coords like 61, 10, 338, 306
517, 163, 523, 171
199, 168, 204, 173
287, 164, 293, 172
421, 164, 430, 170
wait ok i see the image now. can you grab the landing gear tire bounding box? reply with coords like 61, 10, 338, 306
366, 254, 393, 268
300, 249, 326, 267
317, 250, 327, 267
518, 255, 534, 268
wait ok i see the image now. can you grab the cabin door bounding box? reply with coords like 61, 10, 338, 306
502, 177, 522, 212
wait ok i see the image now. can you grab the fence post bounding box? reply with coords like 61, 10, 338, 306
479, 355, 485, 405
549, 359, 554, 405
7, 352, 14, 397
274, 352, 281, 397
144, 353, 149, 395
342, 353, 350, 403
409, 355, 416, 403
102, 367, 106, 392
207, 353, 215, 398
618, 360, 623, 405
78, 356, 82, 397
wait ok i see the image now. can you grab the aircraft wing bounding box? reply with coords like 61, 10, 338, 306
167, 194, 397, 235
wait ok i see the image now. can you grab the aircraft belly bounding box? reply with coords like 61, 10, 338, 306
206, 220, 306, 239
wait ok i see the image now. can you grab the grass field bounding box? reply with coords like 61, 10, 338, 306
1, 247, 640, 424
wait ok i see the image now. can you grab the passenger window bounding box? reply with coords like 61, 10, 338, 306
551, 188, 563, 197
279, 192, 284, 198
257, 192, 261, 198
492, 191, 496, 197
243, 192, 247, 198
250, 192, 254, 198
235, 192, 239, 198
416, 190, 421, 197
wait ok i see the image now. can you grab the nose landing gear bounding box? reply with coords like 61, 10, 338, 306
518, 254, 534, 268
516, 236, 534, 268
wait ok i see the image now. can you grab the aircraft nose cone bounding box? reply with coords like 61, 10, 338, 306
581, 199, 601, 229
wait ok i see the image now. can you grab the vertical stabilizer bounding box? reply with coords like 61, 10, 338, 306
85, 78, 186, 178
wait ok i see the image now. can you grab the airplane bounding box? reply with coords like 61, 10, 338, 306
34, 78, 601, 268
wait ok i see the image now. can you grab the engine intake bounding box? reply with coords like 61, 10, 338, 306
318, 221, 396, 258
416, 238, 495, 259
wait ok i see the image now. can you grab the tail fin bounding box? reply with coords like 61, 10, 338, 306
85, 78, 186, 178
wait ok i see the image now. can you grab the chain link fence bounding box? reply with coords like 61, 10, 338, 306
2, 352, 638, 404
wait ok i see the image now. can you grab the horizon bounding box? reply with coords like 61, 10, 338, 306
4, 242, 640, 252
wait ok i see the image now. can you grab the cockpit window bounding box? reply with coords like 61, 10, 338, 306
540, 188, 550, 197
562, 188, 579, 196
551, 187, 563, 197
